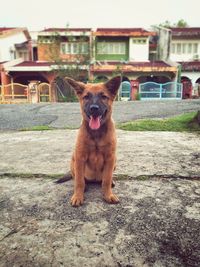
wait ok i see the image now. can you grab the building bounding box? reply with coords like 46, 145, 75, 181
170, 27, 200, 97
0, 27, 32, 62
0, 27, 183, 103
91, 28, 177, 82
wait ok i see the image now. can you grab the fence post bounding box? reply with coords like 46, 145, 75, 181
175, 82, 177, 98
11, 81, 14, 100
2, 85, 5, 102
139, 84, 141, 98
180, 83, 183, 99
160, 84, 162, 99
49, 84, 52, 102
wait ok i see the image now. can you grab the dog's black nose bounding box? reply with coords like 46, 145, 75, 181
90, 104, 99, 113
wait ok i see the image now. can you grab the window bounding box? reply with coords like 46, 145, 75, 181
18, 51, 29, 60
171, 44, 175, 53
188, 43, 192, 53
132, 38, 147, 44
193, 43, 198, 54
60, 42, 89, 54
97, 42, 126, 55
172, 42, 198, 55
182, 43, 186, 54
177, 43, 181, 54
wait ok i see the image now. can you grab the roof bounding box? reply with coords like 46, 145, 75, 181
39, 28, 92, 37
91, 61, 177, 73
171, 27, 200, 39
179, 61, 200, 71
94, 28, 156, 37
4, 61, 52, 72
3, 60, 177, 73
0, 27, 31, 40
42, 28, 92, 32
15, 61, 51, 67
95, 60, 170, 67
15, 41, 29, 48
0, 27, 16, 32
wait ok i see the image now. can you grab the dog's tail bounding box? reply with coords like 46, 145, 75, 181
54, 172, 72, 184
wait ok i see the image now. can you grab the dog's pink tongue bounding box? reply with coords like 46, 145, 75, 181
89, 116, 101, 130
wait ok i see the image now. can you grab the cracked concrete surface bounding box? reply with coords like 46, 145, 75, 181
0, 130, 199, 178
0, 177, 200, 267
0, 129, 200, 266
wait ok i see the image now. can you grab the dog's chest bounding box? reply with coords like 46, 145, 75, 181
87, 146, 104, 169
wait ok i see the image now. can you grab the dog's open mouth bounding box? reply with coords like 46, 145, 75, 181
89, 115, 102, 130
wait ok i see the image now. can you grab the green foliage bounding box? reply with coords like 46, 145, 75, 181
20, 125, 54, 131
176, 19, 189, 28
112, 65, 123, 78
57, 94, 78, 102
135, 92, 141, 101
154, 19, 189, 29
118, 112, 200, 133
46, 27, 91, 81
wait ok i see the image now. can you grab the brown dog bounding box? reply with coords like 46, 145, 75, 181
64, 76, 121, 207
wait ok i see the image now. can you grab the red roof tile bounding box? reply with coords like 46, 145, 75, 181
0, 27, 16, 32
91, 61, 175, 73
41, 28, 92, 32
96, 28, 148, 33
95, 28, 155, 36
179, 61, 200, 71
171, 27, 200, 39
15, 61, 51, 67
95, 61, 171, 67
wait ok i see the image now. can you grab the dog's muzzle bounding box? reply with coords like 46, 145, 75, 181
88, 104, 107, 130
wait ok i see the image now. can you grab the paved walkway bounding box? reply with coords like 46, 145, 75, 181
0, 129, 199, 177
0, 129, 200, 266
0, 99, 200, 130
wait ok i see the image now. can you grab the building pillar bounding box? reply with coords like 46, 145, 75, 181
1, 71, 11, 85
1, 71, 11, 99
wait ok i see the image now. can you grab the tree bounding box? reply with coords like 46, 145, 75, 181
175, 19, 189, 28
158, 20, 172, 28
154, 19, 189, 29
43, 29, 91, 81
38, 27, 92, 101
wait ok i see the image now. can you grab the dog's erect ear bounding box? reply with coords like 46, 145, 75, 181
105, 76, 121, 98
64, 77, 85, 96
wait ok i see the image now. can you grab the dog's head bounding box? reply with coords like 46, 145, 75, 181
65, 76, 121, 130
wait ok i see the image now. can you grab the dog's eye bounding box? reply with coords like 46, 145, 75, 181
83, 94, 90, 100
101, 94, 108, 100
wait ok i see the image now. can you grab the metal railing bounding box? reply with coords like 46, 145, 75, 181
139, 82, 183, 100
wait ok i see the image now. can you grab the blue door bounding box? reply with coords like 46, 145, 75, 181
120, 81, 131, 101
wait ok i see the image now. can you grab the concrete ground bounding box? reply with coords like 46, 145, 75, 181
0, 129, 200, 267
0, 99, 200, 130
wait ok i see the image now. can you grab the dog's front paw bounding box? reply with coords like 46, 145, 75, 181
104, 193, 119, 204
71, 194, 84, 207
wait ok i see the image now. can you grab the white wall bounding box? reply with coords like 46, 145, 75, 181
0, 32, 28, 61
170, 40, 200, 62
129, 37, 149, 61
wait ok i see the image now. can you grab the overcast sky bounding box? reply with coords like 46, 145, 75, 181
1, 0, 200, 31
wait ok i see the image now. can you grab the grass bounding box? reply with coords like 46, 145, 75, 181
20, 125, 79, 131
20, 112, 200, 133
118, 112, 200, 133
0, 172, 63, 179
20, 125, 55, 131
